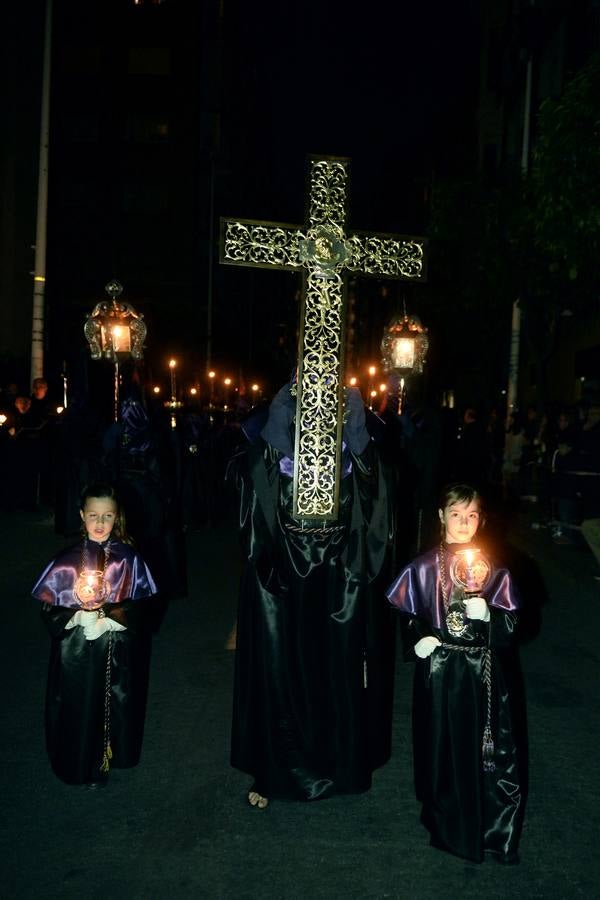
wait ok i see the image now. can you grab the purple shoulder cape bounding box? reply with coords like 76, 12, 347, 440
385, 546, 519, 631
32, 539, 157, 608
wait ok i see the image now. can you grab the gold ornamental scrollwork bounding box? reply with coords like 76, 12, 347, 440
347, 235, 425, 279
308, 159, 349, 228
295, 269, 344, 518
219, 155, 427, 521
222, 222, 304, 270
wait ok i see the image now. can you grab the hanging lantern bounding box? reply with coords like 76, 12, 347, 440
380, 312, 429, 375
84, 280, 146, 363
83, 280, 147, 423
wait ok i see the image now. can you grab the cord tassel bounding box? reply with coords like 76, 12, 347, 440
100, 743, 113, 774
482, 648, 495, 772
482, 725, 495, 772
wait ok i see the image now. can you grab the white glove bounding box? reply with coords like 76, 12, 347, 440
66, 609, 99, 630
414, 636, 442, 658
464, 596, 491, 622
83, 616, 127, 641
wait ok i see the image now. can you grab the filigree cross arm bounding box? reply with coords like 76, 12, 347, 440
307, 157, 350, 230
220, 218, 304, 271
347, 232, 428, 280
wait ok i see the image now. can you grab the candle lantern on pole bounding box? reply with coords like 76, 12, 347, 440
83, 280, 146, 422
223, 377, 232, 410
208, 370, 216, 408
168, 359, 177, 403
380, 310, 429, 414
164, 358, 184, 429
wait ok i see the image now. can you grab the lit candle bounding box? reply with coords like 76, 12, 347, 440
392, 337, 415, 369
464, 550, 475, 591
111, 324, 131, 353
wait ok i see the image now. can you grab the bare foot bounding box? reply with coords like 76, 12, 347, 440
248, 791, 269, 809
224, 624, 237, 651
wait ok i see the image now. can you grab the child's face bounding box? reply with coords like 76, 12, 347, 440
439, 499, 481, 544
80, 497, 118, 543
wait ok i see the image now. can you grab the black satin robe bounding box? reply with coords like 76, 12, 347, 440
231, 439, 395, 801
32, 540, 157, 784
386, 544, 524, 863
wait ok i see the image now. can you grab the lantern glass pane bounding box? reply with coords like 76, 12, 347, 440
392, 337, 415, 369
111, 325, 131, 352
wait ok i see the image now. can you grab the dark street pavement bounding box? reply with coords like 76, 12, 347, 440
2, 502, 600, 900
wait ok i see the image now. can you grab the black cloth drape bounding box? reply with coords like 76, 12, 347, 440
230, 436, 396, 801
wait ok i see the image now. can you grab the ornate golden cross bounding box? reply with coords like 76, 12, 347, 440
220, 155, 427, 522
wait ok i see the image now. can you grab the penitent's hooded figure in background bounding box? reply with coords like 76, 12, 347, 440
229, 382, 397, 802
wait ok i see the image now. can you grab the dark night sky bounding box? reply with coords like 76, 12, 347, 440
222, 1, 481, 225
210, 1, 482, 387
4, 0, 484, 398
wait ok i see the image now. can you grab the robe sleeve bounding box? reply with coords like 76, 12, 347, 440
40, 602, 76, 637
351, 440, 393, 584
228, 441, 280, 571
101, 598, 148, 634
488, 607, 518, 649
487, 567, 519, 649
400, 616, 436, 661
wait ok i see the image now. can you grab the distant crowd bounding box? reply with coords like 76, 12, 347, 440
1, 375, 599, 553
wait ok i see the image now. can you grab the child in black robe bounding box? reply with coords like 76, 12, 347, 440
386, 483, 525, 864
32, 482, 157, 786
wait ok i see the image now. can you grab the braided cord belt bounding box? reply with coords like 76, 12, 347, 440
100, 632, 113, 774
284, 522, 346, 535
438, 641, 495, 773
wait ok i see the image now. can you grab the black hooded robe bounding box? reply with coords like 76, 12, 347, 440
230, 428, 396, 801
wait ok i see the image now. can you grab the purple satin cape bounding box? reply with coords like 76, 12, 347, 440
32, 539, 157, 608
386, 544, 519, 629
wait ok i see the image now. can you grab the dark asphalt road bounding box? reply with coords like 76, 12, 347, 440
2, 504, 599, 900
